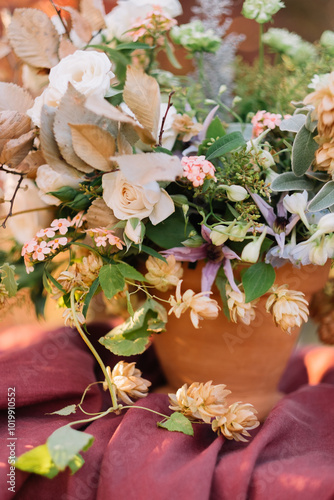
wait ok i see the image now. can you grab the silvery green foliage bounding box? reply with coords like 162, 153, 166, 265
262, 28, 317, 64
191, 0, 245, 104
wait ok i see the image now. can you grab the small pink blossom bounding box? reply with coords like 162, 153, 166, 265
32, 241, 52, 261
87, 227, 124, 250
22, 238, 38, 256
48, 237, 68, 250
36, 227, 56, 238
51, 218, 71, 235
181, 156, 216, 187
251, 110, 291, 138
70, 212, 86, 228
95, 236, 108, 247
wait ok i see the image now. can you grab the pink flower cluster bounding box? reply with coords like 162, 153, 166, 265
181, 155, 217, 188
21, 213, 85, 273
127, 7, 177, 44
251, 110, 291, 137
86, 227, 124, 250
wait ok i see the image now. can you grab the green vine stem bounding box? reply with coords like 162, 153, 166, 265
70, 289, 118, 410
65, 406, 114, 428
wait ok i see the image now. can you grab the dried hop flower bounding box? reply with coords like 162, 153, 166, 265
105, 361, 151, 405
226, 284, 257, 325
169, 280, 220, 328
304, 72, 334, 138
172, 113, 203, 142
76, 252, 104, 286
212, 402, 260, 442
145, 255, 183, 292
169, 381, 231, 424
266, 284, 309, 334
315, 137, 334, 178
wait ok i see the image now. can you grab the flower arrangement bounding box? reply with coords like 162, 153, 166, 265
0, 0, 333, 479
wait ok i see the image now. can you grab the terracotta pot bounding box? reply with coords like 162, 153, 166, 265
153, 262, 330, 421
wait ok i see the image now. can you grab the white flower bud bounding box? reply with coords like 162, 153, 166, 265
210, 225, 230, 246
317, 213, 334, 234
283, 190, 309, 229
125, 218, 145, 244
228, 222, 252, 242
225, 185, 248, 202
241, 228, 267, 263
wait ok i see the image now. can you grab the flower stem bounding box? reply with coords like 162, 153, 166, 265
259, 23, 264, 73
70, 289, 118, 410
66, 406, 114, 428
121, 405, 170, 419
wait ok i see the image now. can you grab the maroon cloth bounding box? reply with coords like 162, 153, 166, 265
1, 324, 334, 500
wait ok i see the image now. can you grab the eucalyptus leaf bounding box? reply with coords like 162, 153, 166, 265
292, 125, 318, 177
157, 412, 194, 436
279, 113, 306, 133
308, 181, 334, 211
47, 426, 94, 471
242, 262, 276, 303
270, 172, 314, 192
205, 131, 246, 161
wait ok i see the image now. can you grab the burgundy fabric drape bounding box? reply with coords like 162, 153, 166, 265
1, 323, 334, 500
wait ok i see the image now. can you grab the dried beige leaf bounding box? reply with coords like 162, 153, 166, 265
8, 9, 59, 69
85, 94, 157, 146
80, 0, 106, 31
16, 150, 45, 177
0, 129, 35, 168
111, 152, 183, 185
86, 198, 119, 229
62, 7, 92, 44
0, 82, 33, 113
123, 66, 161, 139
117, 131, 133, 155
40, 104, 79, 177
0, 110, 31, 142
0, 39, 11, 59
58, 36, 77, 59
69, 123, 116, 171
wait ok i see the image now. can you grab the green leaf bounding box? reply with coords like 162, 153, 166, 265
116, 262, 146, 282
206, 116, 226, 139
87, 44, 129, 66
47, 404, 77, 416
0, 263, 17, 297
157, 412, 194, 436
153, 146, 173, 155
133, 244, 167, 262
270, 172, 314, 192
146, 209, 195, 249
292, 125, 318, 177
308, 181, 334, 211
205, 131, 246, 161
15, 444, 59, 479
82, 277, 100, 318
215, 270, 230, 320
115, 42, 152, 51
68, 453, 85, 474
47, 426, 94, 471
164, 36, 182, 69
99, 264, 125, 299
99, 298, 166, 356
44, 267, 66, 294
126, 290, 134, 317
242, 262, 276, 303
49, 186, 78, 202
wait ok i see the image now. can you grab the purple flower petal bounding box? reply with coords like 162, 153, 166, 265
201, 261, 221, 293
248, 191, 276, 227
201, 225, 212, 243
197, 105, 219, 142
285, 214, 299, 235
222, 245, 241, 260
223, 258, 241, 293
161, 244, 208, 262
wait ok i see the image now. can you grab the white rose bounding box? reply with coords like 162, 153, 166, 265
27, 51, 114, 127
102, 171, 175, 225
4, 175, 52, 244
105, 0, 182, 40
36, 164, 84, 206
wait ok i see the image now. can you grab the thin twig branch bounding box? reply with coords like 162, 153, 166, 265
49, 0, 72, 40
156, 91, 175, 147
0, 165, 25, 229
